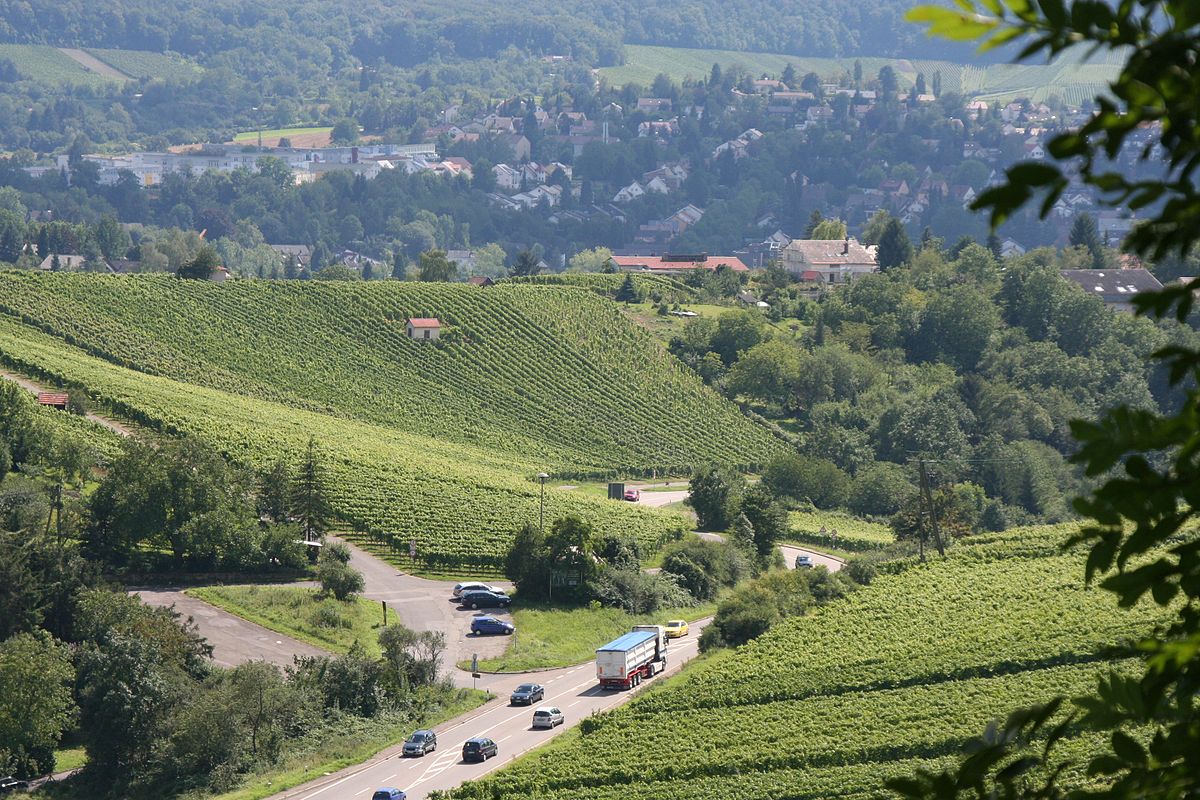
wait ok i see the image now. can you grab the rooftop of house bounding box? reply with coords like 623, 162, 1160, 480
611, 254, 749, 272
407, 317, 442, 328
1059, 268, 1163, 298
786, 238, 877, 266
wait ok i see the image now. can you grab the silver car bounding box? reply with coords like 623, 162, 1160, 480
452, 581, 494, 598
532, 706, 564, 729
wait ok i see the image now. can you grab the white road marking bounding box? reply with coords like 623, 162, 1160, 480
354, 789, 370, 796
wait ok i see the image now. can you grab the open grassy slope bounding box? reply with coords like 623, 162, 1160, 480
447, 524, 1171, 799
0, 273, 778, 569
0, 44, 197, 85
603, 44, 1121, 105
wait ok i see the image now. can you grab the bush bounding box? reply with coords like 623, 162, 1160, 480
589, 568, 694, 614
701, 567, 857, 651
762, 452, 851, 509
848, 462, 914, 517
660, 538, 745, 601
317, 559, 363, 601
843, 558, 877, 585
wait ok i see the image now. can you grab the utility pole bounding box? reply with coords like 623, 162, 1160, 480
916, 459, 946, 559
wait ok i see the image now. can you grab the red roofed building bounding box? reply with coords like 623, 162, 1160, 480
406, 317, 441, 340
37, 392, 69, 409
610, 254, 749, 275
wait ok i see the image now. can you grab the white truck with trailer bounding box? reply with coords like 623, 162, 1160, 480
595, 625, 668, 689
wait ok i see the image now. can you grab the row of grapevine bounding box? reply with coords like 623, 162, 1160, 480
0, 315, 689, 565
446, 525, 1168, 799
0, 273, 777, 474
788, 509, 894, 551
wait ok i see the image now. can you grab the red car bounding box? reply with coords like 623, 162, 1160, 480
623, 488, 640, 502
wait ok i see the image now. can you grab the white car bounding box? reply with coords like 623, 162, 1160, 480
795, 555, 814, 569
453, 581, 495, 598
532, 706, 564, 729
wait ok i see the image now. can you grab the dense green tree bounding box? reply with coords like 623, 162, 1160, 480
1069, 212, 1105, 269
762, 452, 851, 509
379, 624, 445, 689
291, 437, 332, 543
0, 632, 75, 777
509, 249, 541, 277
505, 522, 549, 598
725, 339, 801, 406
876, 218, 913, 270
176, 245, 221, 280
738, 484, 788, 556
416, 249, 457, 282
810, 218, 848, 240
688, 465, 744, 531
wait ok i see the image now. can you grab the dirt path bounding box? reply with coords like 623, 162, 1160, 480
58, 48, 130, 80
0, 369, 134, 437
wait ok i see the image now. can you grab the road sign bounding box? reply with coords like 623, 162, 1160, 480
471, 653, 478, 673
409, 539, 417, 558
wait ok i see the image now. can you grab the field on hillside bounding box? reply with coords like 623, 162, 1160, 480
232, 126, 333, 148
447, 524, 1172, 799
0, 44, 111, 86
0, 273, 777, 570
603, 44, 1122, 104
85, 48, 202, 82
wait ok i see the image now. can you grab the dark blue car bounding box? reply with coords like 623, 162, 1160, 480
471, 616, 514, 635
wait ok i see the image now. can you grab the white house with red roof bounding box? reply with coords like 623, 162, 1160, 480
782, 237, 877, 284
406, 317, 441, 340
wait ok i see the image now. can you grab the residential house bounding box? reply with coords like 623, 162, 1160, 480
636, 98, 673, 113
209, 265, 230, 283
1059, 268, 1163, 312
493, 164, 521, 191
37, 254, 88, 271
446, 250, 477, 273
406, 318, 441, 340
495, 134, 531, 162
270, 244, 312, 270
613, 181, 646, 203
782, 238, 878, 284
1000, 238, 1026, 258
467, 276, 495, 287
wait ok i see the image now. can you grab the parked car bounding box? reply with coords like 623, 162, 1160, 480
453, 581, 495, 598
371, 789, 406, 800
623, 488, 641, 501
402, 729, 437, 757
462, 737, 498, 762
795, 555, 814, 569
532, 705, 565, 728
461, 590, 511, 609
510, 682, 545, 705
0, 777, 28, 794
471, 616, 514, 635
663, 619, 689, 638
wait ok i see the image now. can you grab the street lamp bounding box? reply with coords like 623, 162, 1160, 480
537, 471, 551, 600
537, 472, 549, 533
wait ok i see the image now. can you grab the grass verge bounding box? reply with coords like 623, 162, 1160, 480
187, 584, 388, 657
459, 600, 717, 672
52, 747, 86, 773
207, 690, 487, 800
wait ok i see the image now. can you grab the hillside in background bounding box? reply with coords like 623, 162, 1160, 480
0, 273, 779, 570
604, 44, 1123, 105
448, 524, 1170, 799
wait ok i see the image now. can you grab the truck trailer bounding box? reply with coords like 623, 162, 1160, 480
595, 625, 667, 689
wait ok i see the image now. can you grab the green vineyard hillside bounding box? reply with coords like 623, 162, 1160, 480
447, 525, 1171, 799
0, 272, 779, 569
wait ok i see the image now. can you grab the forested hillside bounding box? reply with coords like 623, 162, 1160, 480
0, 273, 777, 568
445, 525, 1171, 799
0, 0, 970, 64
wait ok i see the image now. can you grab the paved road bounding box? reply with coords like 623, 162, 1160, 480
330, 536, 514, 686
635, 489, 689, 508
268, 621, 708, 800
779, 544, 844, 572
131, 587, 331, 668
695, 532, 843, 573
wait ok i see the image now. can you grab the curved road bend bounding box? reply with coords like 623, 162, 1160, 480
269, 620, 709, 800
131, 587, 331, 668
